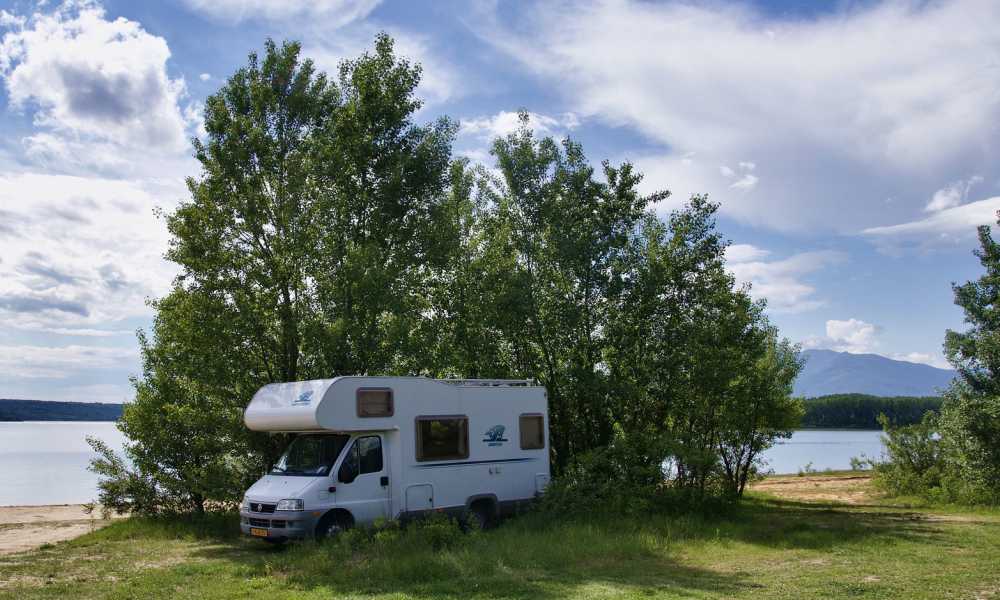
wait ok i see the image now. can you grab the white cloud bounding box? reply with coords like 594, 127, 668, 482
730, 173, 759, 191
726, 245, 844, 314
803, 319, 951, 368
825, 318, 879, 353
476, 0, 1000, 233
0, 2, 195, 156
863, 196, 1000, 242
460, 110, 580, 140
0, 344, 138, 379
890, 351, 951, 370
198, 72, 210, 81
925, 175, 984, 212
182, 0, 380, 25
0, 173, 180, 333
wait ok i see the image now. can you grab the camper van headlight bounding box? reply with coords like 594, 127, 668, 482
276, 499, 304, 511
240, 496, 250, 511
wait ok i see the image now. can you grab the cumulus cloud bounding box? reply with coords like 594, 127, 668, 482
475, 0, 1000, 233
460, 110, 580, 140
0, 1, 195, 158
725, 244, 844, 313
182, 0, 380, 26
0, 173, 179, 333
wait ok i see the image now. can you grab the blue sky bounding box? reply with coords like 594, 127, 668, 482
0, 0, 997, 402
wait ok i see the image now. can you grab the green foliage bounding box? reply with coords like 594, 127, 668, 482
928, 222, 1000, 504
801, 394, 943, 429
839, 222, 1000, 506
539, 426, 674, 516
91, 37, 804, 514
868, 413, 947, 499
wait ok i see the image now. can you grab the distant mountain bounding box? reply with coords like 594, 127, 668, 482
795, 349, 956, 398
0, 399, 123, 422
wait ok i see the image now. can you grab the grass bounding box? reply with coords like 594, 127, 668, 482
2, 476, 999, 599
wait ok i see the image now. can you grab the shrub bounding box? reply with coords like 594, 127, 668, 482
540, 427, 671, 516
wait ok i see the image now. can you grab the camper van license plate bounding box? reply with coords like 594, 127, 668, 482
250, 528, 268, 537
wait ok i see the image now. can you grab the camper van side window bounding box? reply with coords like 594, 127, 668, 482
357, 388, 393, 417
415, 416, 469, 462
519, 414, 545, 450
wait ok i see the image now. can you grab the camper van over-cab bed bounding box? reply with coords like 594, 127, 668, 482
239, 376, 550, 541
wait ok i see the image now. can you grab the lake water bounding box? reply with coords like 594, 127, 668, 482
0, 422, 126, 506
0, 423, 886, 505
761, 429, 886, 475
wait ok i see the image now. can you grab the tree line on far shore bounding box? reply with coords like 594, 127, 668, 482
88, 35, 803, 516
801, 394, 943, 429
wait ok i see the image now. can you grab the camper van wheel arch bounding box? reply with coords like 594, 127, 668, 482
315, 509, 354, 540
465, 497, 497, 531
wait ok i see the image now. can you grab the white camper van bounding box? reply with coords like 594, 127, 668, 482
239, 376, 550, 541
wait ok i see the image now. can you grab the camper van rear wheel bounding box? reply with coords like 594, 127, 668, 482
316, 511, 353, 540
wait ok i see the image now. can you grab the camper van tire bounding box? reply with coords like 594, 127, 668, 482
465, 498, 497, 531
316, 510, 354, 540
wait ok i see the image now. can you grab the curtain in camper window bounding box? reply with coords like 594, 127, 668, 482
415, 416, 469, 461
357, 388, 393, 417
519, 414, 545, 450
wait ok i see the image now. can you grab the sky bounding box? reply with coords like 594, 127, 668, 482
0, 0, 998, 403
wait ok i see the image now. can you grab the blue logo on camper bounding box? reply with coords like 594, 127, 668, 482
483, 425, 508, 446
294, 390, 314, 406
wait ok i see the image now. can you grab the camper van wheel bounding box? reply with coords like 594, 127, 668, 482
315, 511, 353, 540
466, 501, 494, 531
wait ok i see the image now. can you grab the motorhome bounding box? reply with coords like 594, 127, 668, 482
239, 376, 550, 541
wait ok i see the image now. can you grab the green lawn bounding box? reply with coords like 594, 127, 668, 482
2, 482, 999, 599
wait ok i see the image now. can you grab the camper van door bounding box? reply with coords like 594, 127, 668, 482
334, 434, 390, 522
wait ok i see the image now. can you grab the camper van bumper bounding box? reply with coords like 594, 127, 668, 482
239, 510, 317, 540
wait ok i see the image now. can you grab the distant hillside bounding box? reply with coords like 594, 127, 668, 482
795, 349, 956, 397
0, 399, 123, 422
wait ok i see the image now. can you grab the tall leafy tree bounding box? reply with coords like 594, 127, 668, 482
476, 116, 668, 469
940, 222, 1000, 501
92, 36, 458, 511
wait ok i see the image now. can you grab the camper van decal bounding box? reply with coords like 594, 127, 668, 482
293, 390, 314, 406
483, 425, 508, 446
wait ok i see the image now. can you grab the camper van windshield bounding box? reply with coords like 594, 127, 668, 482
271, 434, 350, 477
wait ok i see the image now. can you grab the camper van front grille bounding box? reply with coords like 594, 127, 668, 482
248, 502, 276, 514
248, 518, 270, 527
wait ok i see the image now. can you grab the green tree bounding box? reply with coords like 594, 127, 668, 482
474, 116, 668, 470
939, 223, 1000, 502
91, 36, 458, 512
718, 330, 804, 497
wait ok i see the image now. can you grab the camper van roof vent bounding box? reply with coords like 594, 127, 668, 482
437, 378, 535, 387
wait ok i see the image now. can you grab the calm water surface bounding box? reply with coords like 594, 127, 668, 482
0, 421, 125, 506
0, 423, 884, 505
761, 429, 886, 474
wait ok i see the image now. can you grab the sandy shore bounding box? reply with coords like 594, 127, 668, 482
0, 505, 121, 556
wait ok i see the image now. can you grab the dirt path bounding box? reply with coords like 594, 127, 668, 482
751, 473, 876, 504
0, 505, 120, 556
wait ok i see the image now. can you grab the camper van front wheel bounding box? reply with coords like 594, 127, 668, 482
315, 511, 353, 540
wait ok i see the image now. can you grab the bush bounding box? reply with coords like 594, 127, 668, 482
540, 427, 671, 516
869, 413, 947, 498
